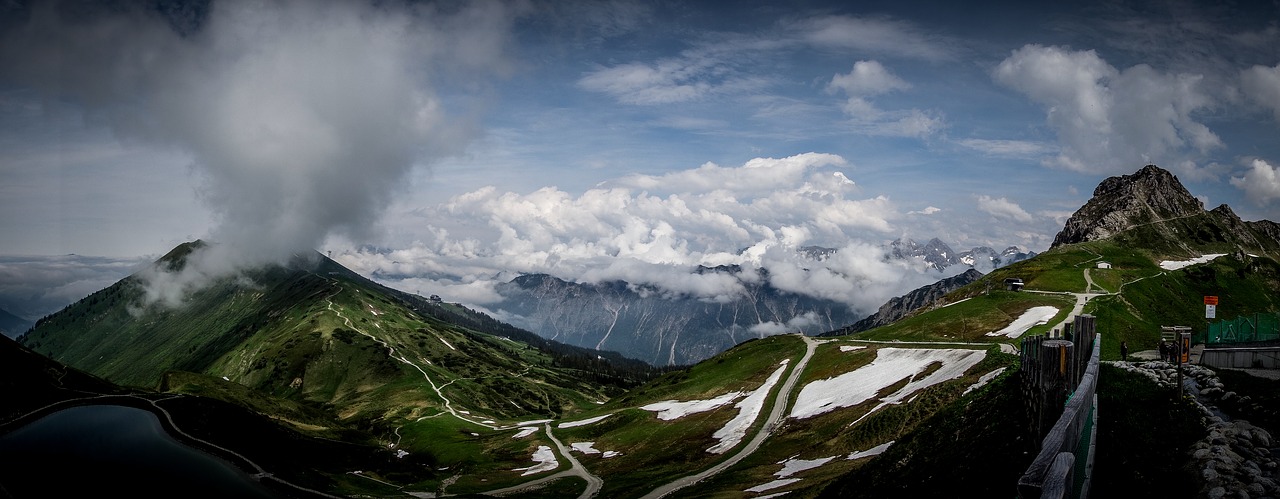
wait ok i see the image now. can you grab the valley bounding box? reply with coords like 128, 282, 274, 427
5, 165, 1280, 498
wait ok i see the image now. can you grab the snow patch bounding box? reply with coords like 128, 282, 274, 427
434, 333, 456, 351
708, 363, 788, 454
839, 345, 867, 352
516, 419, 553, 426
570, 442, 601, 455
790, 348, 987, 419
847, 441, 894, 460
963, 367, 1007, 396
602, 451, 620, 458
1160, 253, 1227, 270
559, 413, 614, 428
986, 306, 1058, 339
512, 427, 538, 439
641, 391, 743, 421
775, 455, 836, 477
745, 479, 802, 493
513, 446, 558, 476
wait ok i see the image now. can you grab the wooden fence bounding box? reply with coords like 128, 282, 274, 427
1017, 314, 1100, 499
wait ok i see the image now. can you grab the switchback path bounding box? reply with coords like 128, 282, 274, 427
475, 424, 603, 498
640, 335, 822, 499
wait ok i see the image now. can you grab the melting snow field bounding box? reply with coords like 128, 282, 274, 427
641, 391, 742, 421
513, 446, 558, 475
847, 441, 894, 460
569, 442, 620, 458
985, 306, 1059, 339
776, 455, 836, 477
1160, 253, 1227, 270
559, 413, 614, 428
789, 348, 987, 420
512, 426, 538, 439
745, 479, 801, 493
707, 362, 789, 454
839, 345, 867, 352
963, 367, 1007, 395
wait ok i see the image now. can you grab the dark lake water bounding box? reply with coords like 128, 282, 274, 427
0, 404, 280, 498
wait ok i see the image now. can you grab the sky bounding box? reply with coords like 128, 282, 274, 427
1, 0, 1279, 320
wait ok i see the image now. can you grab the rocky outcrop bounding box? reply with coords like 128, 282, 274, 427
822, 268, 984, 336
1053, 165, 1204, 247
1052, 165, 1280, 258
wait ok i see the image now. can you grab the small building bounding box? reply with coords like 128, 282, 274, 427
1097, 262, 1112, 269
1004, 277, 1024, 292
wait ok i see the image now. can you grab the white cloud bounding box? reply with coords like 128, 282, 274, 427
994, 44, 1221, 175
0, 0, 522, 306
827, 61, 942, 138
1230, 159, 1280, 206
956, 139, 1055, 158
976, 195, 1033, 222
1242, 64, 1280, 122
828, 61, 911, 96
578, 60, 714, 105
909, 206, 941, 215
790, 15, 953, 61
337, 153, 968, 313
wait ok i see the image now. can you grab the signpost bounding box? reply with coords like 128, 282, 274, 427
1205, 296, 1218, 319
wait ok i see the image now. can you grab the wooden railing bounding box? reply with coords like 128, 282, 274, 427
1017, 315, 1100, 499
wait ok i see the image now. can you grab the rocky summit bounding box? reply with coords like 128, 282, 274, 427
1053, 164, 1204, 247
1052, 164, 1280, 257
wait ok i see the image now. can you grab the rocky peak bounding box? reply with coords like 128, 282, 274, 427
1052, 165, 1204, 247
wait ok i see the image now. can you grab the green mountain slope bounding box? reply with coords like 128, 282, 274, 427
18, 243, 678, 492
11, 164, 1280, 498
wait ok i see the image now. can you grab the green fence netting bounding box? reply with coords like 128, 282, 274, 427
1205, 313, 1280, 345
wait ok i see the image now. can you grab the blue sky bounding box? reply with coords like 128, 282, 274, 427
1, 0, 1279, 318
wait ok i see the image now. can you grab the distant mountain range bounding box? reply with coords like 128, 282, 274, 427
887, 238, 1037, 272
486, 239, 1031, 365
10, 163, 1280, 498
0, 307, 31, 339
491, 268, 857, 366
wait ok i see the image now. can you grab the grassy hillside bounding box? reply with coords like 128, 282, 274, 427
17, 246, 673, 494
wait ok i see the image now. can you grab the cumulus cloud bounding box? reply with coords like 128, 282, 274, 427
1242, 64, 1280, 122
994, 44, 1221, 175
1230, 159, 1280, 206
909, 206, 941, 215
0, 1, 520, 306
827, 61, 943, 138
337, 153, 951, 314
976, 195, 1034, 222
829, 61, 911, 96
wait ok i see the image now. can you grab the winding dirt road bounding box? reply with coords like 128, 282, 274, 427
640, 334, 821, 499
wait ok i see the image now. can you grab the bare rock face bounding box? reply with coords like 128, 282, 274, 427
1052, 165, 1204, 247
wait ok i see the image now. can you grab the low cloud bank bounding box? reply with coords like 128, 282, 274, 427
339, 153, 970, 317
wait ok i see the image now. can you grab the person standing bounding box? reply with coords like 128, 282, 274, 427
1121, 341, 1128, 362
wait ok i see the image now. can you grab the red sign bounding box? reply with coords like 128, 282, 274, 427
1204, 296, 1219, 305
